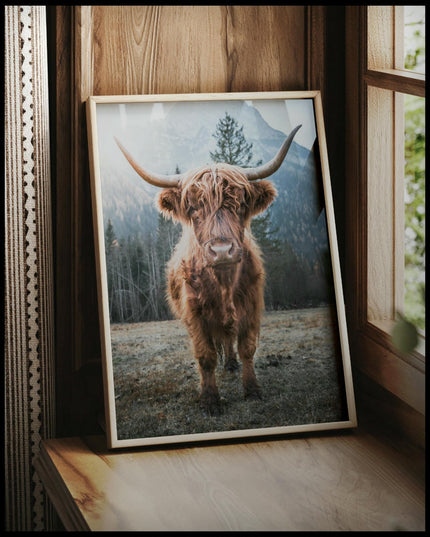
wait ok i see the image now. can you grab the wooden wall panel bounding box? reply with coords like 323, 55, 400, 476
49, 5, 324, 436
87, 6, 306, 96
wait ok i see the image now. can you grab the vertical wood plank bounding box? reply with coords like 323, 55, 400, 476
91, 5, 162, 95
367, 6, 395, 70
367, 86, 395, 322
324, 6, 346, 271
88, 5, 306, 95
48, 6, 104, 436
47, 5, 74, 436
307, 6, 326, 103
394, 92, 405, 314
71, 6, 100, 371
218, 5, 306, 92
345, 6, 367, 333
393, 6, 405, 69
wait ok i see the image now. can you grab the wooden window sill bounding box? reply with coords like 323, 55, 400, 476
353, 322, 425, 416
35, 431, 425, 531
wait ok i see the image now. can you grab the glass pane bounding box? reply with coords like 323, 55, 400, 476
404, 6, 425, 74
404, 93, 425, 331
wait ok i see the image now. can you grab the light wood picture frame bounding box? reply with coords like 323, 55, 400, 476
87, 91, 357, 449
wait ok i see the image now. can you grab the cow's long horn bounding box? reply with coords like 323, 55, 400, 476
242, 124, 302, 181
114, 137, 183, 188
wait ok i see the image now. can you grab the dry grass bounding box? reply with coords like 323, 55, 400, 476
110, 306, 348, 441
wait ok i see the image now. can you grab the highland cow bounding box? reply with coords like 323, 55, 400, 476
115, 124, 301, 415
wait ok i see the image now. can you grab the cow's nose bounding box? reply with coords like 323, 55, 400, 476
206, 240, 236, 264
208, 242, 233, 260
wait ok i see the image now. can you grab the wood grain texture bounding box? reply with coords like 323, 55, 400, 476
37, 433, 425, 531
367, 6, 394, 70
48, 5, 74, 436
353, 369, 425, 452
364, 68, 426, 97
71, 6, 101, 372
344, 6, 367, 334
88, 6, 306, 96
355, 329, 425, 415
307, 6, 326, 103
367, 85, 395, 322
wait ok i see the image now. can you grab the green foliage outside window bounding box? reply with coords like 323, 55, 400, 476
404, 95, 425, 331
403, 8, 425, 332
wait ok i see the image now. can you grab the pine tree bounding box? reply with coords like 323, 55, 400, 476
210, 112, 255, 166
105, 218, 117, 251
105, 219, 119, 321
250, 211, 281, 253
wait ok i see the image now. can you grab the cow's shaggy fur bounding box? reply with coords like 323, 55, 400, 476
157, 164, 277, 415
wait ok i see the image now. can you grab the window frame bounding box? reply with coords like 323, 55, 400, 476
345, 6, 425, 416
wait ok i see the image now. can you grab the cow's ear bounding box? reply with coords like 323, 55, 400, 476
248, 180, 277, 216
157, 188, 183, 221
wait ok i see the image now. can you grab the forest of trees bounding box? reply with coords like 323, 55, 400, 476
104, 112, 332, 324
105, 212, 180, 323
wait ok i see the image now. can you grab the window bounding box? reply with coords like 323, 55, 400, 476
403, 7, 425, 333
404, 5, 425, 74
366, 6, 425, 354
404, 92, 425, 333
345, 6, 425, 416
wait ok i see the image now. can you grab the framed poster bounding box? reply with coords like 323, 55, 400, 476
87, 91, 357, 448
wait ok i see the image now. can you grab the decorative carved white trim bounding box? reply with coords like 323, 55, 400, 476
4, 5, 55, 531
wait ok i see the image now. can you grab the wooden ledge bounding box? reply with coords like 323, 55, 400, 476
35, 430, 425, 532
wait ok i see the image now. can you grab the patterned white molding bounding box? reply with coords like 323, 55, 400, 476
4, 5, 55, 531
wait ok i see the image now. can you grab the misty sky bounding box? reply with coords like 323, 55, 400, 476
95, 96, 318, 179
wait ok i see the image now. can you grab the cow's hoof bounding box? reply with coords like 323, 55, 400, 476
199, 393, 222, 416
244, 383, 262, 401
224, 357, 239, 372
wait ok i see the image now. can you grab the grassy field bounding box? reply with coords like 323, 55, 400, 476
110, 306, 348, 441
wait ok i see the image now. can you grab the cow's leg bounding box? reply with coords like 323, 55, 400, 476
238, 330, 262, 400
223, 338, 239, 372
191, 332, 222, 415
182, 270, 222, 415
